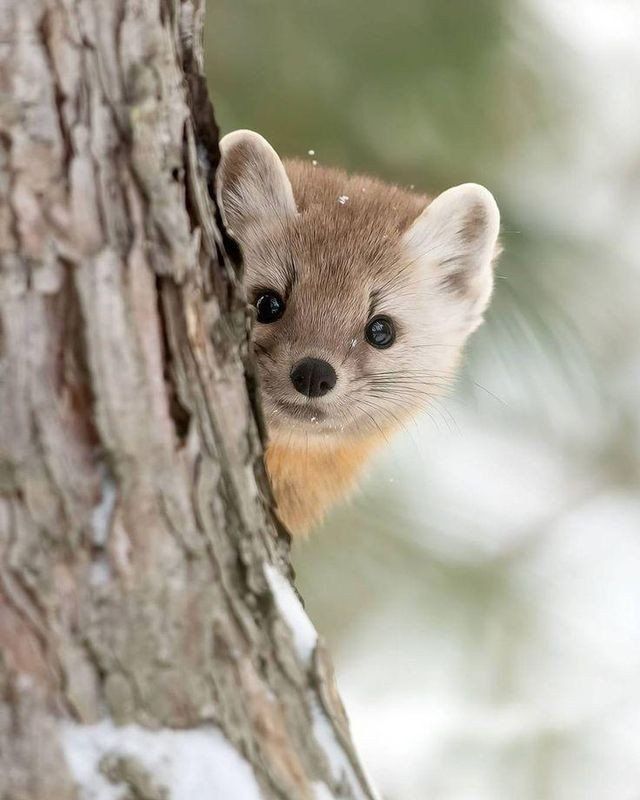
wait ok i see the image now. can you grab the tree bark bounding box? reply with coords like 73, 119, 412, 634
0, 2, 376, 798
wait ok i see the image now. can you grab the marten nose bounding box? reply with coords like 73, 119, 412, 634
290, 357, 337, 398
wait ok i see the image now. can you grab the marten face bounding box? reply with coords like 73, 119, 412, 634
217, 131, 500, 445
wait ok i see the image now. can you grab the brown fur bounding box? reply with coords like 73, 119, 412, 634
217, 131, 500, 535
284, 158, 428, 234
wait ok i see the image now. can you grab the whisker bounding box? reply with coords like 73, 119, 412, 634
471, 380, 508, 406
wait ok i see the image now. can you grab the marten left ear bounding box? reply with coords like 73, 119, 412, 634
216, 129, 297, 242
403, 183, 500, 327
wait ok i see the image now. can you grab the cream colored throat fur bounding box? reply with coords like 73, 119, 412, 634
217, 129, 501, 536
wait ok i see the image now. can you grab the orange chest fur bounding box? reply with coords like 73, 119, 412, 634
264, 435, 384, 535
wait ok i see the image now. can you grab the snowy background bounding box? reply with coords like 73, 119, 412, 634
207, 1, 640, 797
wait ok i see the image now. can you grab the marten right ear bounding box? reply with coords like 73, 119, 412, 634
403, 183, 500, 332
216, 130, 297, 241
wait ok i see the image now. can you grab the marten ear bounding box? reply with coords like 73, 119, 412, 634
404, 183, 500, 326
216, 130, 297, 241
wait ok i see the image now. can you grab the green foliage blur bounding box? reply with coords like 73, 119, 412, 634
207, 0, 553, 187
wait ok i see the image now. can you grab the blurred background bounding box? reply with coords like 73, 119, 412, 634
206, 2, 640, 798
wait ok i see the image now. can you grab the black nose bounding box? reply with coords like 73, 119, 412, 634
290, 357, 337, 398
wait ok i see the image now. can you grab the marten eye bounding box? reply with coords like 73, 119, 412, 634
365, 316, 395, 349
255, 291, 286, 323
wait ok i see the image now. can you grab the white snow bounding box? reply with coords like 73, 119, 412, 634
264, 563, 318, 663
89, 470, 118, 586
312, 781, 337, 800
89, 560, 112, 587
311, 699, 377, 800
60, 720, 263, 800
90, 470, 117, 546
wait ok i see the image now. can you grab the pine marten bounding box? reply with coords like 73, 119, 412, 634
216, 130, 500, 535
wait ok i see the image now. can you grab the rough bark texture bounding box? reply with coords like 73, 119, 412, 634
0, 2, 376, 798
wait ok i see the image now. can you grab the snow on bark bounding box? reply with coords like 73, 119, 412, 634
313, 782, 339, 800
264, 562, 318, 664
61, 720, 262, 800
311, 700, 380, 800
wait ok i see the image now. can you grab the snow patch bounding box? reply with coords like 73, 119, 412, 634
264, 563, 318, 663
89, 560, 112, 587
91, 471, 117, 546
313, 781, 338, 800
60, 720, 262, 800
311, 699, 376, 800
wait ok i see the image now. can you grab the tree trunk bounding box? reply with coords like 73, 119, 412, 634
0, 2, 376, 798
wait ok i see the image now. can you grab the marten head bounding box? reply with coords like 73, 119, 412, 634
217, 130, 500, 445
